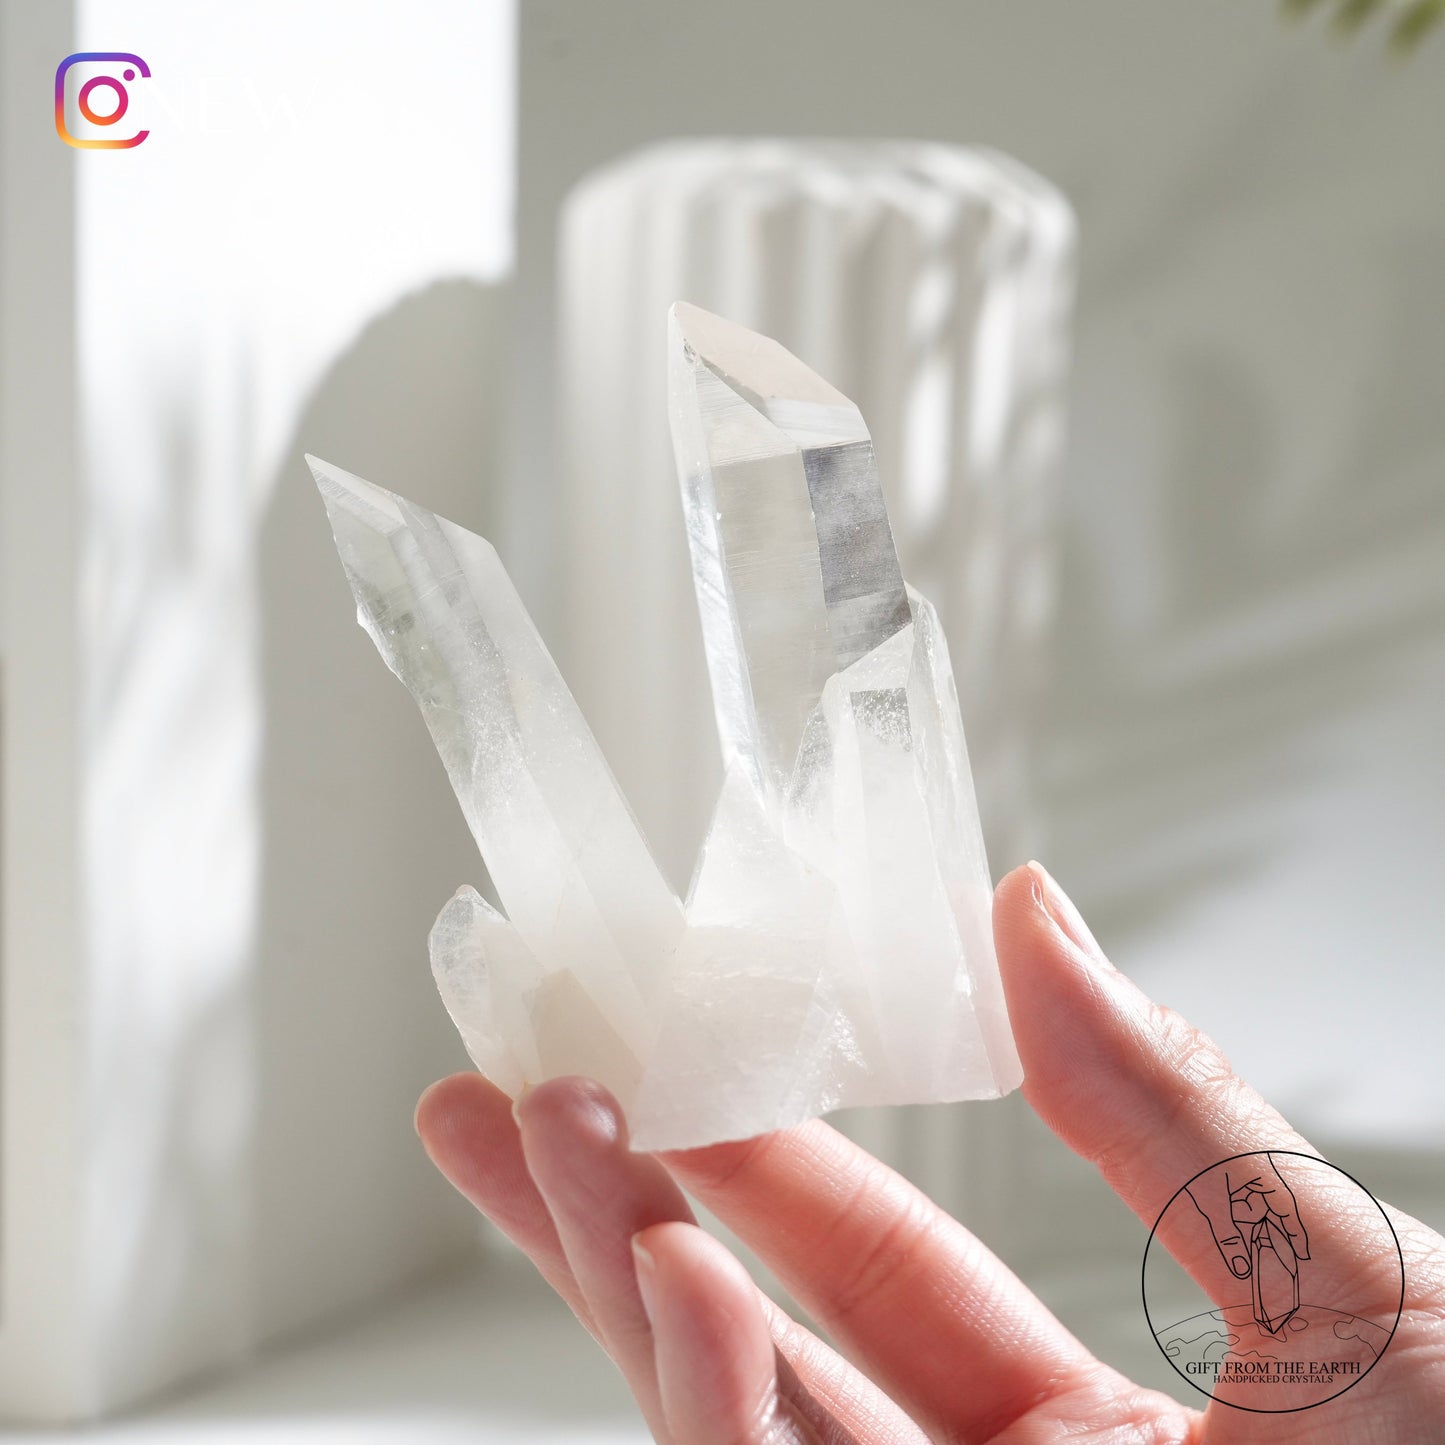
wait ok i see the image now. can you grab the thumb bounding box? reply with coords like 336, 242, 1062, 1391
1184, 1180, 1252, 1279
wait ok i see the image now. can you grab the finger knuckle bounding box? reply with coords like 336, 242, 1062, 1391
1148, 1003, 1242, 1120
1162, 1011, 1232, 1087
820, 1171, 942, 1326
1089, 1005, 1246, 1190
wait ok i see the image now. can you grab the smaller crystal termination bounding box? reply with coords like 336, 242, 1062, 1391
309, 304, 1022, 1151
668, 302, 912, 799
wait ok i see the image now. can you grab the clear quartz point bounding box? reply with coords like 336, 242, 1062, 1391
668, 302, 912, 798
309, 305, 1021, 1151
308, 455, 682, 1108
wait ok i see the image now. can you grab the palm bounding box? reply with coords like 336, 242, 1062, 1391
417, 865, 1445, 1443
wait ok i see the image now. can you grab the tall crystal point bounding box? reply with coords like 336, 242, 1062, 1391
669, 302, 911, 795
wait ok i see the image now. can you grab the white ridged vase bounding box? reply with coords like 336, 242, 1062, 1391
556, 140, 1075, 1223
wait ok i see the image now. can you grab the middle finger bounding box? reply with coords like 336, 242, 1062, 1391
516, 1075, 697, 1443
664, 1120, 1104, 1443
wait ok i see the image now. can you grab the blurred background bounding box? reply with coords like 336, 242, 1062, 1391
2, 0, 1442, 1438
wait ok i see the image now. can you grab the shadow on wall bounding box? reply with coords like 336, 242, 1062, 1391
254, 278, 507, 1348
1048, 236, 1445, 945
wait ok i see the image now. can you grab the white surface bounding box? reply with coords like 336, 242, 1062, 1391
3, 1269, 647, 1445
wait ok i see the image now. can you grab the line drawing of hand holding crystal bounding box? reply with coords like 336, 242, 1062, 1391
1187, 1153, 1311, 1335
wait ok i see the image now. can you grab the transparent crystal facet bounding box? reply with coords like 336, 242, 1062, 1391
668, 303, 912, 798
309, 304, 1021, 1150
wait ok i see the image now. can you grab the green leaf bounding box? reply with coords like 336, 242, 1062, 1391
1391, 0, 1445, 49
1333, 0, 1389, 33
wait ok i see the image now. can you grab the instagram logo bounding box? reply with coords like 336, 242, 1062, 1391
55, 52, 151, 149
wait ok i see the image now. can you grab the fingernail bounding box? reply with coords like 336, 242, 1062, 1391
510, 1082, 532, 1125
1231, 1254, 1251, 1278
632, 1235, 658, 1323
1027, 861, 1112, 969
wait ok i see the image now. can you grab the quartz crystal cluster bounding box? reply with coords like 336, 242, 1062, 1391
309, 304, 1021, 1149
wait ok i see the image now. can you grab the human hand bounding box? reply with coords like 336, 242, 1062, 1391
416, 864, 1445, 1442
1186, 1153, 1310, 1280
